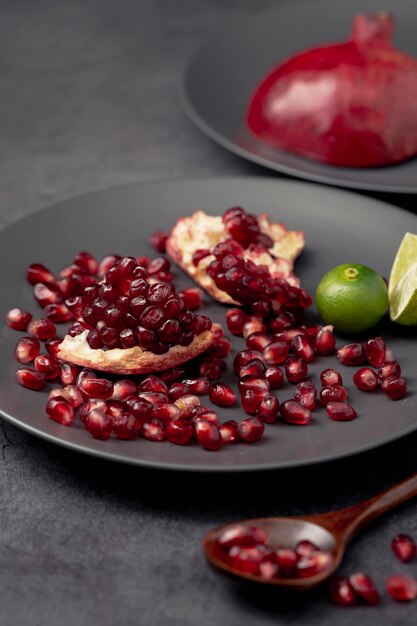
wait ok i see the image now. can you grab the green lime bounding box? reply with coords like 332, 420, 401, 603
388, 232, 417, 325
315, 264, 389, 333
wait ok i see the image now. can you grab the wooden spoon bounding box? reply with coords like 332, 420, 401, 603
203, 472, 417, 590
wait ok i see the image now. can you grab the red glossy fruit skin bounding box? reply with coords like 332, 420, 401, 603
247, 13, 417, 167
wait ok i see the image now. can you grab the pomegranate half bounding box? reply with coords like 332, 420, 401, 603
247, 13, 417, 168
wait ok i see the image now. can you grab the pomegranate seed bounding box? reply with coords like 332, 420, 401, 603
45, 337, 62, 357
182, 377, 210, 395
84, 409, 113, 440
320, 384, 348, 405
159, 366, 186, 385
199, 357, 226, 381
349, 572, 380, 605
194, 419, 222, 451
285, 356, 308, 383
106, 400, 124, 421
378, 362, 401, 380
313, 326, 336, 355
257, 394, 280, 423
179, 288, 203, 310
275, 548, 298, 576
27, 263, 56, 286
237, 416, 265, 442
44, 303, 72, 323
192, 408, 219, 426
15, 367, 45, 390
391, 534, 417, 563
113, 413, 137, 440
14, 336, 40, 363
233, 350, 262, 375
353, 367, 379, 391
34, 354, 60, 380
228, 545, 269, 576
226, 309, 246, 335
169, 382, 190, 402
238, 376, 270, 394
320, 368, 343, 387
386, 573, 417, 602
280, 400, 311, 425
296, 540, 318, 557
243, 316, 266, 339
129, 398, 152, 425
270, 312, 296, 331
381, 376, 407, 400
111, 379, 137, 402
46, 397, 74, 426
246, 332, 271, 351
6, 307, 33, 330
79, 377, 114, 400
217, 525, 268, 550
294, 381, 317, 411
219, 420, 239, 444
97, 255, 120, 278
240, 388, 266, 415
207, 336, 231, 358
174, 394, 201, 418
151, 403, 180, 423
192, 248, 210, 267
138, 391, 169, 406
263, 366, 284, 389
165, 418, 193, 445
327, 576, 358, 606
262, 341, 289, 365
149, 230, 168, 253
326, 401, 357, 421
209, 383, 236, 407
60, 362, 79, 386
337, 343, 365, 365
259, 560, 280, 579
296, 551, 333, 577
73, 251, 98, 274
27, 318, 56, 340
274, 329, 306, 343
139, 375, 168, 394
239, 359, 265, 379
80, 399, 108, 423
54, 385, 83, 408
364, 337, 386, 367
291, 335, 315, 363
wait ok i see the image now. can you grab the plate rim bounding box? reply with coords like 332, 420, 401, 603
1, 175, 417, 472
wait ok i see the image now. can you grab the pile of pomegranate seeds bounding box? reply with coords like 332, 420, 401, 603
213, 523, 333, 580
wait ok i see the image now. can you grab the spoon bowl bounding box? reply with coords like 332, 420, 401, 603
203, 471, 417, 591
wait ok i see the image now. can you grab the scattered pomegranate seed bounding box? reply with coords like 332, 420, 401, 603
378, 362, 401, 380
291, 334, 315, 363
209, 383, 236, 407
207, 336, 231, 358
14, 336, 40, 363
327, 576, 358, 606
237, 416, 265, 442
243, 316, 266, 339
6, 307, 32, 330
149, 230, 168, 253
84, 409, 113, 440
364, 337, 386, 368
381, 376, 407, 400
34, 354, 60, 380
349, 572, 380, 605
280, 400, 311, 425
194, 419, 222, 451
111, 379, 137, 402
15, 367, 45, 390
239, 358, 265, 379
199, 356, 226, 381
182, 377, 210, 395
320, 368, 343, 387
174, 394, 201, 418
141, 418, 166, 441
79, 377, 114, 400
313, 326, 336, 355
285, 356, 308, 383
294, 380, 317, 411
257, 394, 280, 423
219, 420, 239, 444
51, 385, 83, 408
192, 408, 219, 426
262, 341, 289, 365
46, 397, 74, 426
246, 332, 271, 351
240, 387, 267, 415
326, 401, 357, 421
27, 318, 56, 340
226, 309, 246, 335
336, 343, 365, 365
151, 403, 180, 423
165, 418, 193, 445
263, 366, 284, 389
233, 350, 262, 375
44, 302, 72, 323
391, 534, 417, 563
353, 367, 379, 391
238, 376, 269, 394
386, 573, 417, 602
139, 391, 169, 406
179, 288, 203, 310
106, 400, 124, 421
26, 263, 56, 286
139, 375, 168, 394
113, 413, 137, 440
60, 362, 80, 386
320, 384, 348, 405
168, 382, 190, 402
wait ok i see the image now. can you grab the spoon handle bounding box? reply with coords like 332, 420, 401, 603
341, 472, 417, 542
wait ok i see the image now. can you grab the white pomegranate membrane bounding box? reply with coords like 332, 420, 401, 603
7, 206, 407, 449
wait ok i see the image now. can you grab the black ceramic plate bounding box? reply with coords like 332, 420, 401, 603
182, 0, 417, 193
0, 178, 416, 471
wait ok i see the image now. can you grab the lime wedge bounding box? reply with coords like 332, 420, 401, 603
389, 264, 417, 324
388, 232, 417, 299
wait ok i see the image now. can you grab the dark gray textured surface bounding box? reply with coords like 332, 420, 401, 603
1, 1, 417, 624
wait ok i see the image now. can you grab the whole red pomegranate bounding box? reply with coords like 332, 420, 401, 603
247, 13, 417, 168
